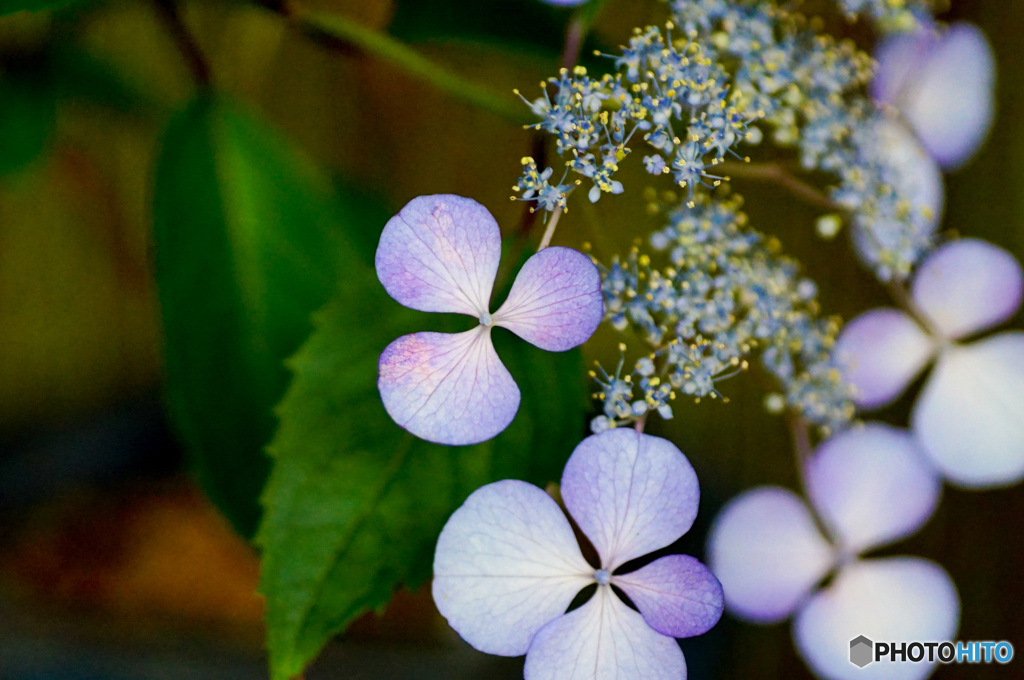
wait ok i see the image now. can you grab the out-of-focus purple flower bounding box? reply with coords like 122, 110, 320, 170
708, 424, 958, 680
540, 0, 588, 5
850, 119, 944, 275
376, 195, 603, 446
835, 238, 1024, 488
433, 430, 723, 679
873, 22, 996, 170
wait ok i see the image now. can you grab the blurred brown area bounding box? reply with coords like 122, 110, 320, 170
0, 481, 264, 630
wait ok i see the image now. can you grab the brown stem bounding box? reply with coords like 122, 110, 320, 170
562, 16, 586, 70
253, 0, 529, 124
538, 208, 563, 250
888, 279, 943, 339
518, 133, 547, 237
633, 413, 648, 434
787, 413, 813, 496
788, 413, 846, 549
717, 161, 846, 213
152, 0, 211, 88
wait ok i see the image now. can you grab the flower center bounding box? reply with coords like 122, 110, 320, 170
594, 569, 611, 586
479, 311, 493, 327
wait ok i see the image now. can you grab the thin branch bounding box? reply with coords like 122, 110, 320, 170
717, 161, 846, 213
787, 413, 844, 550
152, 0, 211, 88
633, 413, 648, 434
566, 0, 614, 69
538, 208, 563, 250
562, 17, 586, 70
787, 413, 813, 497
254, 0, 531, 125
518, 133, 548, 236
888, 279, 943, 338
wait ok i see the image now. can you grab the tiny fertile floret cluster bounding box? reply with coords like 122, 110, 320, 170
516, 0, 936, 281
836, 0, 931, 31
591, 193, 855, 434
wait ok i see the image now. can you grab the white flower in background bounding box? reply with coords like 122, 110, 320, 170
708, 424, 959, 680
873, 22, 996, 170
835, 238, 1024, 488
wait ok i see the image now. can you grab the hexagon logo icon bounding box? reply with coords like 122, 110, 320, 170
850, 636, 874, 668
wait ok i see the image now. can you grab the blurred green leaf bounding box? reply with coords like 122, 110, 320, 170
390, 0, 566, 55
0, 65, 55, 174
51, 44, 160, 115
0, 0, 83, 14
388, 0, 615, 81
153, 95, 346, 538
256, 258, 586, 680
576, 0, 614, 27
302, 10, 532, 124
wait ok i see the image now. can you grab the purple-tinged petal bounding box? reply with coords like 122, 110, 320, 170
433, 480, 593, 656
912, 333, 1024, 488
614, 555, 723, 639
492, 247, 603, 352
872, 29, 931, 107
707, 487, 833, 624
807, 424, 941, 555
561, 430, 699, 571
834, 309, 935, 410
795, 558, 960, 680
378, 329, 519, 446
524, 587, 687, 680
901, 23, 996, 170
540, 0, 588, 5
911, 238, 1023, 341
375, 195, 501, 316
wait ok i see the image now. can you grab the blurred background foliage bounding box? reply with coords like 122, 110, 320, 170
0, 0, 1020, 678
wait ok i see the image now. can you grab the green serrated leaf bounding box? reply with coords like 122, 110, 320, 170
153, 95, 346, 538
257, 256, 587, 679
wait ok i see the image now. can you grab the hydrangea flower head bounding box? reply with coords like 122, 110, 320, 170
708, 424, 959, 680
849, 119, 943, 277
433, 429, 724, 679
873, 22, 996, 169
835, 238, 1024, 487
376, 195, 603, 446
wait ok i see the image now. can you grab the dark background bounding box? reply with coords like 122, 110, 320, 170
0, 0, 1020, 677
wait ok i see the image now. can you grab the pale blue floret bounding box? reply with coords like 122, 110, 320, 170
510, 0, 943, 433
515, 0, 936, 282
835, 0, 930, 31
644, 155, 667, 175
592, 196, 855, 433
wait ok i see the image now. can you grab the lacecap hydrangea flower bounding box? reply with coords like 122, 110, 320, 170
375, 195, 603, 446
835, 238, 1024, 488
433, 429, 724, 679
708, 424, 959, 680
873, 21, 995, 170
848, 118, 943, 279
836, 0, 929, 31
